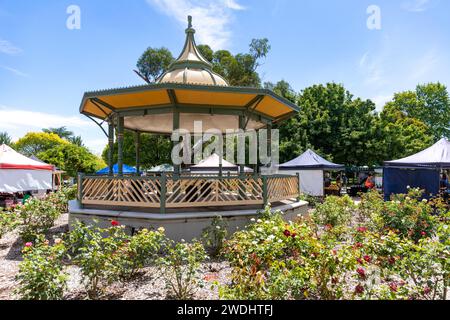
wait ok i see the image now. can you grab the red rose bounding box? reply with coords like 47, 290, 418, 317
283, 230, 291, 237
355, 284, 364, 294
357, 258, 364, 265
423, 286, 431, 295
388, 256, 396, 265
331, 277, 338, 285
357, 227, 368, 233
291, 232, 297, 238
111, 220, 119, 226
389, 282, 398, 292
421, 231, 426, 237
354, 242, 363, 249
363, 255, 372, 263
356, 267, 366, 279
325, 224, 333, 231
25, 242, 33, 248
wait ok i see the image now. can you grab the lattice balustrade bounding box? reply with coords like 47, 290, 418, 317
267, 176, 299, 203
79, 174, 298, 210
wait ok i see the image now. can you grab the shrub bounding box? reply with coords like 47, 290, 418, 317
298, 193, 322, 208
158, 239, 207, 299
110, 227, 167, 280
312, 195, 355, 227
17, 197, 61, 242
68, 220, 129, 298
201, 216, 228, 257
15, 235, 68, 300
0, 208, 18, 239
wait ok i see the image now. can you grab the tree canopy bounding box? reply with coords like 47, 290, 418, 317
38, 144, 105, 177
0, 132, 12, 145
102, 131, 172, 170
384, 83, 450, 141
14, 132, 69, 157
135, 47, 174, 83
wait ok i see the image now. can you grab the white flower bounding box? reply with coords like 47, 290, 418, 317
250, 218, 256, 222
267, 235, 275, 241
252, 241, 257, 245
406, 185, 410, 189
422, 199, 428, 203
272, 226, 278, 232
181, 239, 185, 242
256, 228, 263, 233
257, 219, 262, 223
216, 226, 221, 230
278, 239, 283, 243
157, 227, 165, 233
264, 220, 270, 224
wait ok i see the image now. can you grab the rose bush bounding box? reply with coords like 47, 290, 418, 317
0, 207, 18, 239
15, 235, 68, 300
221, 191, 449, 300
158, 239, 207, 299
201, 215, 228, 257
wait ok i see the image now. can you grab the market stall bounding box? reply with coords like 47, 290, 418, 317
278, 149, 344, 197
383, 138, 450, 200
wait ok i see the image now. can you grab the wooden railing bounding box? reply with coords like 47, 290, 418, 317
78, 173, 299, 213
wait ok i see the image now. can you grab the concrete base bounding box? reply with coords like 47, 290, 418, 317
68, 200, 309, 242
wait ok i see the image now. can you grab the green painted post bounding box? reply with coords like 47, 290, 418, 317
135, 131, 141, 175
160, 173, 167, 214
173, 110, 180, 177
78, 173, 85, 205
262, 175, 268, 208
108, 120, 114, 176
117, 116, 124, 176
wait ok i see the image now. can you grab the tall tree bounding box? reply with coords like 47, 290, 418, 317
42, 127, 74, 140
386, 83, 450, 141
39, 144, 105, 177
14, 132, 68, 157
278, 83, 384, 166
135, 47, 174, 83
0, 132, 12, 145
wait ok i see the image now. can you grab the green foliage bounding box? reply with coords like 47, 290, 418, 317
298, 193, 322, 208
14, 132, 68, 157
312, 195, 355, 227
136, 47, 174, 83
101, 131, 171, 170
385, 83, 450, 141
221, 194, 449, 300
201, 216, 228, 257
16, 197, 62, 242
38, 143, 105, 177
0, 208, 18, 239
68, 221, 129, 298
110, 227, 167, 280
158, 239, 207, 299
42, 126, 74, 140
15, 236, 68, 300
278, 83, 384, 165
0, 131, 12, 145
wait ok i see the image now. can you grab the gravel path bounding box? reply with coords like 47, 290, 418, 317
0, 213, 231, 300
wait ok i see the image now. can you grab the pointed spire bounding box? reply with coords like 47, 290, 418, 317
156, 15, 229, 86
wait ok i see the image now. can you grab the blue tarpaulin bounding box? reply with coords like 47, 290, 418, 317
383, 138, 449, 200
96, 164, 137, 175
383, 168, 440, 200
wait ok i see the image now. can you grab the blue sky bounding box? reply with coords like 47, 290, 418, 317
1, 0, 449, 154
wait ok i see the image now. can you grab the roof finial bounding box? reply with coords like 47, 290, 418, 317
188, 15, 192, 28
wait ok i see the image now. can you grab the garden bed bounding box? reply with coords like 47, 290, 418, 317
0, 213, 232, 300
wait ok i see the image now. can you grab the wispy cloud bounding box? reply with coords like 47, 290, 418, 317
0, 38, 22, 55
410, 48, 439, 80
1, 66, 30, 78
402, 0, 432, 12
372, 94, 393, 110
147, 0, 245, 50
0, 107, 91, 131
358, 51, 385, 85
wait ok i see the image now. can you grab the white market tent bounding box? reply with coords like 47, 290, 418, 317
0, 144, 53, 193
278, 149, 344, 196
190, 153, 253, 174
